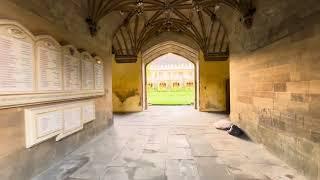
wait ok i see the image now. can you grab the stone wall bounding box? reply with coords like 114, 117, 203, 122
225, 1, 320, 179
230, 18, 320, 180
0, 0, 113, 179
112, 55, 143, 112
199, 51, 229, 112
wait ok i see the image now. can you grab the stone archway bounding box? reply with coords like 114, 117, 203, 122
142, 41, 200, 110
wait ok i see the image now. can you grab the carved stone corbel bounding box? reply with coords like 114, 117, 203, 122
239, 0, 256, 29
86, 17, 99, 37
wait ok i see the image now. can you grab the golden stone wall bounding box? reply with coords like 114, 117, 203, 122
112, 50, 229, 113
112, 55, 143, 112
230, 27, 320, 179
199, 51, 230, 112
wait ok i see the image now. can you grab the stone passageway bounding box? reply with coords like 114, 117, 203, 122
33, 106, 305, 180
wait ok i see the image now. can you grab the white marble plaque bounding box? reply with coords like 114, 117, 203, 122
55, 105, 83, 141
81, 53, 94, 90
0, 35, 34, 92
64, 54, 81, 91
82, 101, 95, 123
94, 63, 104, 90
37, 46, 62, 91
63, 107, 82, 131
25, 105, 63, 148
36, 110, 63, 138
25, 100, 89, 148
0, 21, 105, 109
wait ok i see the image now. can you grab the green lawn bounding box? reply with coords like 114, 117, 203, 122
147, 88, 195, 105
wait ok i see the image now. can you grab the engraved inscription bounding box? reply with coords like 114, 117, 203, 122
38, 47, 62, 91
63, 107, 81, 131
83, 102, 95, 123
0, 35, 33, 92
95, 63, 104, 90
36, 111, 63, 138
64, 55, 81, 91
81, 59, 94, 90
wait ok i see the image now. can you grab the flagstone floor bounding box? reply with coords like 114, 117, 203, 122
33, 106, 305, 180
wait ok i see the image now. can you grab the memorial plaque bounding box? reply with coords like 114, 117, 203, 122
94, 62, 104, 90
63, 107, 81, 131
63, 46, 81, 91
81, 53, 94, 90
82, 101, 95, 123
36, 110, 63, 138
25, 105, 64, 148
0, 27, 34, 93
56, 105, 83, 141
25, 100, 96, 148
0, 21, 105, 109
36, 36, 62, 91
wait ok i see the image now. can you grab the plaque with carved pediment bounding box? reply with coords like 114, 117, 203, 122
0, 19, 105, 109
0, 20, 35, 93
63, 45, 81, 91
94, 56, 104, 91
36, 35, 63, 91
81, 52, 94, 90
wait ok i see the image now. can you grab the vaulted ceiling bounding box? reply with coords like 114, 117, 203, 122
81, 0, 256, 62
112, 2, 229, 58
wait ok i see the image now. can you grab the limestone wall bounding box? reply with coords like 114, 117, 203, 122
112, 56, 143, 112
225, 1, 320, 179
199, 51, 229, 112
230, 22, 320, 180
0, 0, 113, 179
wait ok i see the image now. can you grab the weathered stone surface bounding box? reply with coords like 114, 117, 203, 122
187, 135, 216, 157
31, 106, 305, 180
199, 51, 230, 112
274, 83, 287, 92
229, 3, 320, 178
214, 2, 319, 177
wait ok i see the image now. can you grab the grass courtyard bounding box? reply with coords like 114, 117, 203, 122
147, 88, 195, 105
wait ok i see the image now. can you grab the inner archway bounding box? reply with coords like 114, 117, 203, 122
146, 53, 195, 106
142, 41, 200, 110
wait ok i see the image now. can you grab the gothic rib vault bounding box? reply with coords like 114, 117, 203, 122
79, 0, 256, 62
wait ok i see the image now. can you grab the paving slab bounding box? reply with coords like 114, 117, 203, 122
32, 106, 306, 180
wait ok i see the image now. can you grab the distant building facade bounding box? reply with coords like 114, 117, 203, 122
147, 63, 195, 90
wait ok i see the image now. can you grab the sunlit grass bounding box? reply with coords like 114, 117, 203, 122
147, 88, 195, 105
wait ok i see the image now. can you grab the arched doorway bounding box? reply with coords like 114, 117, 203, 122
145, 53, 196, 107
142, 41, 200, 110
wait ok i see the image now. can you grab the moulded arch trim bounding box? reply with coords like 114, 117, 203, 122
35, 35, 63, 92
0, 19, 36, 41
62, 45, 81, 58
142, 41, 199, 65
35, 35, 62, 51
80, 51, 94, 62
141, 32, 201, 53
145, 52, 196, 68
142, 41, 200, 110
